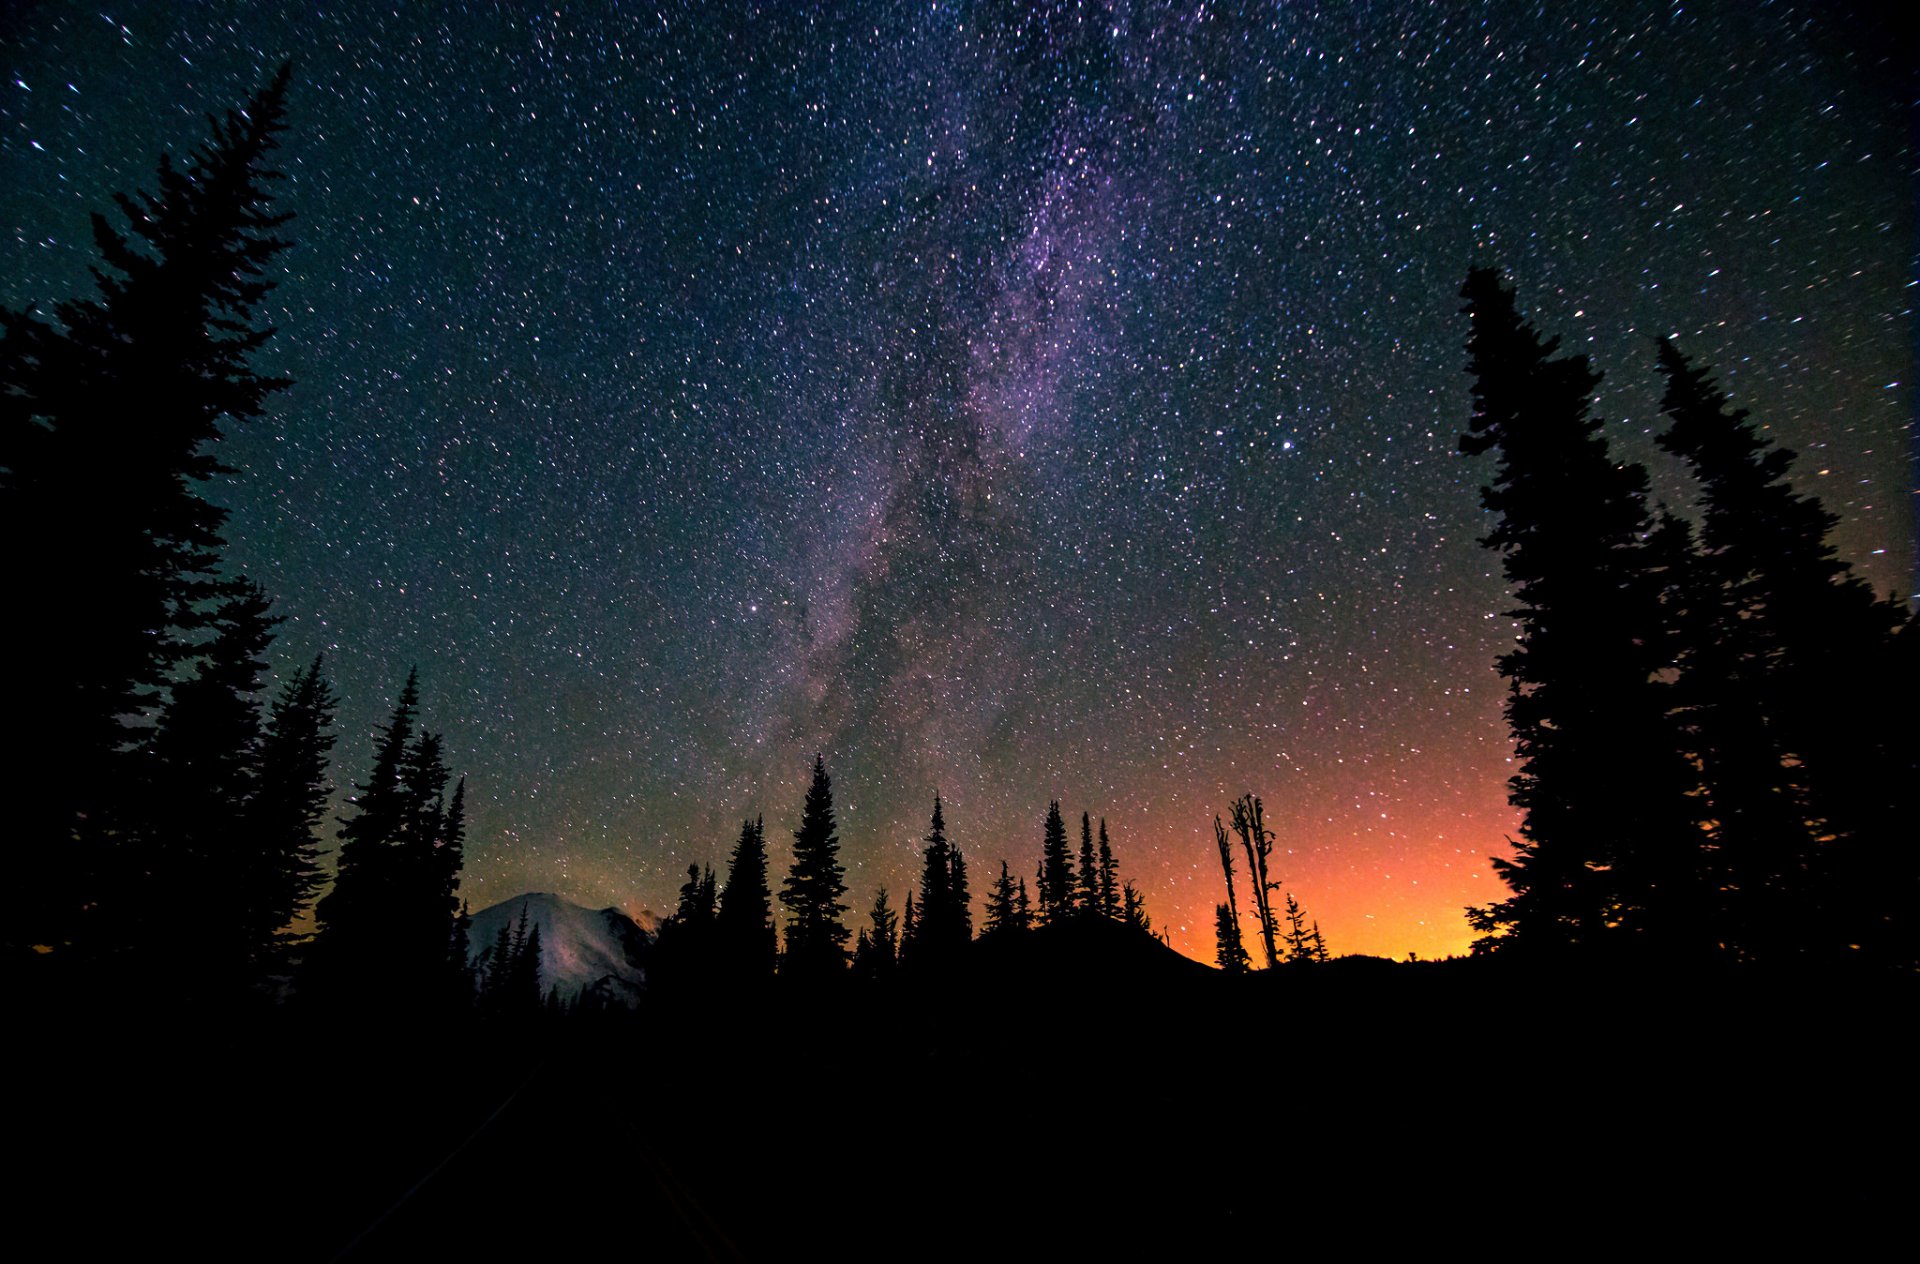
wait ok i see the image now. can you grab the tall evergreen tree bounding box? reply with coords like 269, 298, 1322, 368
1076, 812, 1100, 912
1213, 904, 1251, 974
983, 860, 1022, 939
1096, 819, 1119, 919
949, 849, 972, 945
907, 794, 958, 966
303, 671, 465, 1008
852, 888, 899, 981
3, 67, 296, 962
1281, 892, 1315, 964
1015, 877, 1032, 932
1037, 801, 1074, 926
245, 655, 337, 972
716, 816, 776, 983
1655, 339, 1913, 967
1457, 267, 1705, 959
134, 580, 277, 989
779, 755, 850, 981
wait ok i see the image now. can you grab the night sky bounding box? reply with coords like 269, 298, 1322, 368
4, 2, 1910, 961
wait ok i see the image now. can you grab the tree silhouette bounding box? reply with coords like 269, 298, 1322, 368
1457, 267, 1704, 960
1225, 796, 1281, 970
779, 755, 850, 981
1037, 801, 1074, 926
3, 65, 296, 962
906, 794, 965, 967
303, 671, 465, 1009
1213, 905, 1251, 974
1096, 819, 1119, 919
983, 860, 1025, 939
1076, 812, 1100, 912
1655, 338, 1913, 967
716, 816, 776, 983
852, 888, 900, 981
246, 655, 338, 974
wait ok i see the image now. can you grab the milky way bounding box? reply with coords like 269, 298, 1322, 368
3, 2, 1910, 959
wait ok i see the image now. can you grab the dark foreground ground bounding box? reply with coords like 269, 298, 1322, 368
17, 941, 1914, 1260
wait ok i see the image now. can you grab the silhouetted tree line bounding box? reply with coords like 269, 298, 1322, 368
647, 762, 1167, 998
1457, 267, 1915, 970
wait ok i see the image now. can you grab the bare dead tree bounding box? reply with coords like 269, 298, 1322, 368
1229, 793, 1281, 970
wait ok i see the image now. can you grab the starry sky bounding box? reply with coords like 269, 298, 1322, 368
4, 1, 1911, 961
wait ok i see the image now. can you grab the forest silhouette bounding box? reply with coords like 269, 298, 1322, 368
5, 67, 1912, 1260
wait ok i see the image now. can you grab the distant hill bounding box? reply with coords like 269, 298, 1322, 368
468, 892, 650, 1005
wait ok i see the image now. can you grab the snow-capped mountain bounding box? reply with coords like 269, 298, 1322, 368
468, 892, 650, 1005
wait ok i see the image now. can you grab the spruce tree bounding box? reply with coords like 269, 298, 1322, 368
1282, 892, 1315, 964
1038, 801, 1074, 926
1214, 904, 1251, 973
716, 816, 776, 983
983, 861, 1021, 939
778, 755, 850, 981
4, 66, 296, 961
949, 849, 972, 945
1457, 267, 1705, 959
304, 671, 465, 1008
1655, 339, 1912, 967
852, 888, 899, 981
1076, 812, 1100, 913
908, 794, 956, 967
1096, 819, 1119, 919
134, 580, 277, 990
1121, 882, 1152, 937
245, 655, 337, 973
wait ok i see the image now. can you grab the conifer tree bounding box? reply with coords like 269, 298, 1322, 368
1214, 904, 1251, 974
1076, 812, 1100, 912
1121, 882, 1152, 937
1282, 892, 1315, 964
1097, 819, 1119, 919
1015, 877, 1032, 932
304, 671, 465, 1008
907, 794, 957, 966
716, 816, 776, 982
779, 755, 850, 981
134, 580, 277, 988
949, 849, 972, 945
1038, 801, 1074, 926
1655, 338, 1912, 966
245, 654, 337, 971
983, 861, 1022, 939
1309, 922, 1330, 964
852, 888, 899, 981
4, 67, 296, 961
1457, 267, 1704, 959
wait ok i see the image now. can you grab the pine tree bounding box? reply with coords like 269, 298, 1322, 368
1097, 819, 1119, 919
1076, 812, 1100, 912
907, 794, 957, 967
1309, 922, 1330, 964
852, 888, 899, 981
716, 816, 776, 983
1037, 801, 1074, 926
1655, 338, 1912, 967
134, 580, 277, 991
1121, 882, 1152, 937
1015, 878, 1032, 932
4, 66, 296, 961
1213, 904, 1251, 973
1282, 892, 1315, 964
983, 860, 1022, 939
949, 848, 972, 945
304, 671, 464, 1008
246, 655, 337, 972
1457, 267, 1705, 959
779, 755, 850, 981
